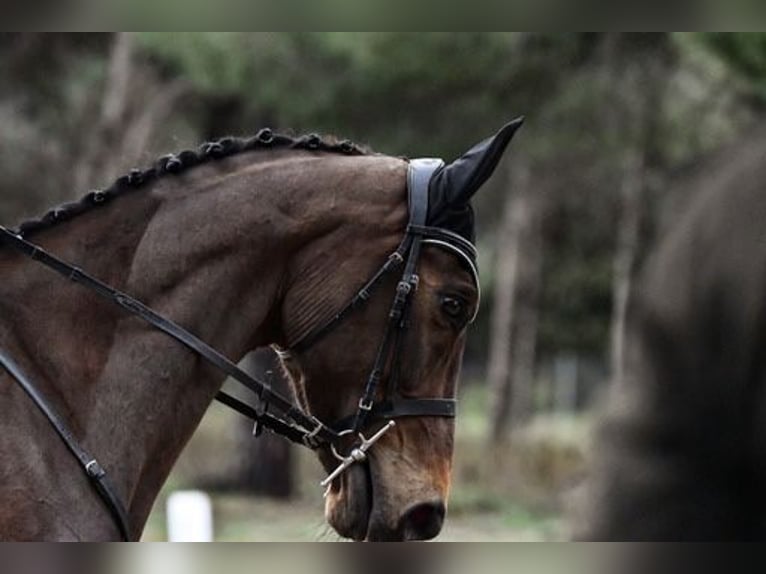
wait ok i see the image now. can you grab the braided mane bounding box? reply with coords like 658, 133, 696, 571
16, 129, 370, 237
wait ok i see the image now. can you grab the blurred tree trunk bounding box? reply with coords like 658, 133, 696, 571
74, 32, 134, 191
609, 149, 645, 381
487, 156, 543, 441
235, 349, 294, 499
74, 32, 190, 191
606, 34, 671, 382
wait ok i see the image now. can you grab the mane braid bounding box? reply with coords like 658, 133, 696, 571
14, 129, 370, 238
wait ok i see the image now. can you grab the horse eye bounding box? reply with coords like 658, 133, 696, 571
441, 296, 465, 319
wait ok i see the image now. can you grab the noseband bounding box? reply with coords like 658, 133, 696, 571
0, 158, 479, 539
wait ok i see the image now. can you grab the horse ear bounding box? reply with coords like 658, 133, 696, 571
431, 117, 524, 209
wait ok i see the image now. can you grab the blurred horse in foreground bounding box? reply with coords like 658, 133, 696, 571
579, 125, 766, 540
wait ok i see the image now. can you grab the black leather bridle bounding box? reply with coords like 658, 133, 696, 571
0, 158, 480, 540
289, 158, 479, 433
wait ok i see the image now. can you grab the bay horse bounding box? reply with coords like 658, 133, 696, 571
577, 125, 766, 540
0, 122, 522, 541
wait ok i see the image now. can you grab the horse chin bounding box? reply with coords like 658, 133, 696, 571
325, 452, 449, 542
325, 462, 373, 542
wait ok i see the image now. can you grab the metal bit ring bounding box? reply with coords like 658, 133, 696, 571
321, 421, 396, 492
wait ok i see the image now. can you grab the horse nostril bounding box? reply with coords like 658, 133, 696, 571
401, 502, 446, 541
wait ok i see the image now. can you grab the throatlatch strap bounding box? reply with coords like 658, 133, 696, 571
289, 236, 411, 352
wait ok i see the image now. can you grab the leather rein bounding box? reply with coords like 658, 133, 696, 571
0, 158, 479, 540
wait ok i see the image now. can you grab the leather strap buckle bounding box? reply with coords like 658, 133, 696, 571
85, 459, 106, 479
302, 417, 327, 448
358, 397, 374, 411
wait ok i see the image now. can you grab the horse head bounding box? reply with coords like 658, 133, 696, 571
278, 119, 523, 541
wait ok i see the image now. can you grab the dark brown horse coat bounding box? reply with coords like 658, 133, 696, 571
579, 126, 766, 540
0, 124, 521, 541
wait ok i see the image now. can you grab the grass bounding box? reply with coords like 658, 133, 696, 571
143, 493, 564, 542
143, 383, 591, 541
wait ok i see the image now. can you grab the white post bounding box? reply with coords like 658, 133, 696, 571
166, 490, 214, 542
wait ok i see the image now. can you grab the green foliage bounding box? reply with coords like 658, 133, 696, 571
700, 33, 766, 101
135, 33, 590, 156
1, 32, 758, 373
138, 33, 254, 95
539, 252, 613, 356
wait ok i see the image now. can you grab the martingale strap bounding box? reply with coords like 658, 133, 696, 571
0, 349, 132, 541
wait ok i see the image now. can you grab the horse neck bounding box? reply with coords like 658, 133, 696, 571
0, 152, 378, 537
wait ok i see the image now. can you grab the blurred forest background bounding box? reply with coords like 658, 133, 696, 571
2, 32, 766, 540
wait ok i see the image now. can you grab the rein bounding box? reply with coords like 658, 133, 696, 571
0, 158, 479, 540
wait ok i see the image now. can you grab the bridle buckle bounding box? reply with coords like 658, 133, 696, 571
302, 416, 327, 448
252, 399, 270, 438
358, 397, 374, 411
